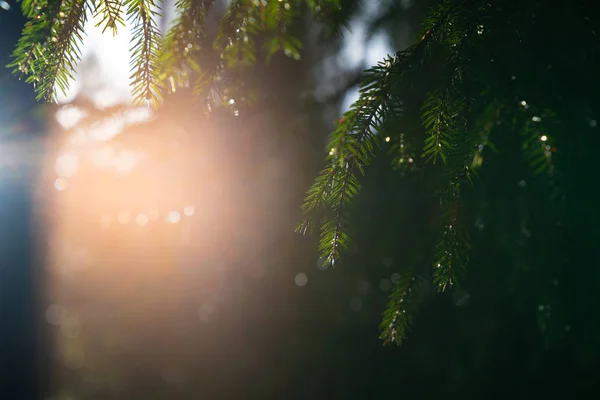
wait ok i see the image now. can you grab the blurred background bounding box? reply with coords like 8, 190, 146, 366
1, 0, 599, 399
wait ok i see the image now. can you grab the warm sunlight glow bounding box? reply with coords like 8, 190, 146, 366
117, 211, 131, 224
54, 177, 68, 191
56, 13, 133, 106
136, 213, 149, 226
113, 149, 142, 175
183, 206, 195, 216
167, 211, 181, 224
56, 106, 88, 130
55, 153, 79, 178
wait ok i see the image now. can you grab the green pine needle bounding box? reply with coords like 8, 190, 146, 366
93, 0, 125, 35
380, 274, 421, 345
125, 0, 162, 107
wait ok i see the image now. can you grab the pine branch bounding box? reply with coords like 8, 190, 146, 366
419, 1, 481, 292
432, 215, 470, 291
125, 0, 162, 107
384, 101, 419, 173
422, 89, 453, 164
430, 94, 472, 291
264, 0, 302, 62
35, 0, 88, 101
296, 56, 398, 265
304, 0, 349, 38
215, 0, 258, 69
428, 87, 476, 291
380, 274, 421, 345
297, 19, 443, 266
160, 0, 215, 95
94, 0, 125, 35
8, 0, 63, 84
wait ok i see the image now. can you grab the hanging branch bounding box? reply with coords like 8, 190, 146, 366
297, 7, 442, 267
423, 1, 481, 292
8, 0, 65, 97
380, 273, 422, 345
160, 0, 215, 97
296, 60, 388, 266
9, 0, 333, 106
94, 0, 125, 35
264, 0, 302, 62
38, 0, 89, 101
422, 89, 454, 164
215, 0, 259, 69
125, 0, 162, 107
430, 90, 472, 292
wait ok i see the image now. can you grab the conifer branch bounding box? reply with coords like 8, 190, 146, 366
37, 0, 88, 101
94, 0, 125, 35
297, 56, 399, 265
421, 1, 479, 292
264, 0, 302, 62
8, 0, 64, 87
297, 21, 442, 265
215, 0, 258, 69
125, 0, 162, 107
422, 89, 453, 164
380, 274, 421, 345
430, 92, 472, 291
160, 0, 214, 96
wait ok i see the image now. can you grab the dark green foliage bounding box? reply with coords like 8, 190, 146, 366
299, 0, 600, 346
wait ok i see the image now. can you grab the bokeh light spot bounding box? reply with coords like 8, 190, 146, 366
54, 177, 68, 191
63, 348, 85, 370
167, 211, 181, 224
55, 153, 79, 178
183, 206, 195, 216
60, 316, 82, 339
136, 213, 149, 226
294, 273, 308, 287
46, 304, 66, 326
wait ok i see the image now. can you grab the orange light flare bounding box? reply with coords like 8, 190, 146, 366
35, 101, 301, 395
36, 105, 261, 346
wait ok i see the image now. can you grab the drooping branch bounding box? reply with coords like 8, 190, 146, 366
125, 0, 163, 107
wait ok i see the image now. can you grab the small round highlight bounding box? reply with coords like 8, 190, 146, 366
294, 273, 308, 287
167, 211, 181, 224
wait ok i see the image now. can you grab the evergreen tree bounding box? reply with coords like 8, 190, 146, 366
7, 0, 600, 352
